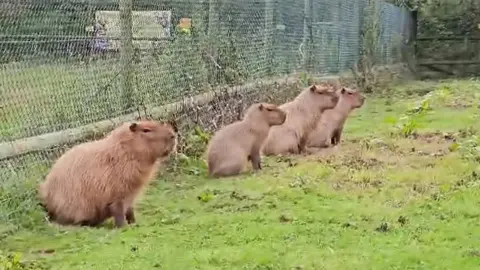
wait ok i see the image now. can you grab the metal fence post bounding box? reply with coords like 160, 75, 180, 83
302, 0, 313, 72
120, 0, 134, 112
265, 0, 275, 75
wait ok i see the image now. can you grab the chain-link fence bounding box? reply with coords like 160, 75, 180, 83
0, 0, 412, 226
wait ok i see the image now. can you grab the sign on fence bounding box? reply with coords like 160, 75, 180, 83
90, 10, 172, 51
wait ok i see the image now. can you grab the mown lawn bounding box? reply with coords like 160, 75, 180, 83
2, 79, 480, 270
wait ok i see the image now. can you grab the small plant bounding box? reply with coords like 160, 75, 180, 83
405, 98, 431, 115
432, 85, 453, 104
166, 125, 211, 175
385, 97, 432, 137
197, 189, 215, 203
452, 135, 480, 162
0, 252, 45, 270
298, 72, 313, 87
458, 126, 477, 138
180, 126, 212, 159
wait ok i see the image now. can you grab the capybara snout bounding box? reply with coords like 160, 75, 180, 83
341, 87, 365, 109
357, 92, 366, 107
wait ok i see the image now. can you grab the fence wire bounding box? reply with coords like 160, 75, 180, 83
0, 0, 412, 173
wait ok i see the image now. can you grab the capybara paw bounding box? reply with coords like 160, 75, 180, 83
126, 214, 136, 224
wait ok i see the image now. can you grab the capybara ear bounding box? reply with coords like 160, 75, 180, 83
258, 104, 264, 110
129, 123, 138, 132
341, 88, 346, 94
309, 85, 317, 92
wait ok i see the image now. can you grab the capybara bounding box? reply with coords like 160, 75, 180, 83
306, 87, 365, 148
206, 103, 286, 178
38, 120, 177, 228
261, 83, 339, 156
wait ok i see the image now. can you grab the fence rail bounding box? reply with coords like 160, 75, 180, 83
0, 0, 413, 162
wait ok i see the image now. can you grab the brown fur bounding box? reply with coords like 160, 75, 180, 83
260, 83, 339, 156
38, 120, 177, 228
306, 87, 365, 149
206, 103, 286, 178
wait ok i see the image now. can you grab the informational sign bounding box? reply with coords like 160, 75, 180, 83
92, 10, 172, 50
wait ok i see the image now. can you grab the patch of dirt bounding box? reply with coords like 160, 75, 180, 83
323, 155, 384, 170
305, 138, 401, 166
465, 250, 480, 258
444, 96, 477, 109
412, 131, 456, 143
331, 177, 385, 191
404, 131, 460, 157
207, 189, 266, 213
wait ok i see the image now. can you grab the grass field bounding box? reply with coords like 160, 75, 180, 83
0, 48, 210, 141
1, 78, 480, 269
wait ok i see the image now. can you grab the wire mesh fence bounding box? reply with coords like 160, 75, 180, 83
0, 0, 412, 182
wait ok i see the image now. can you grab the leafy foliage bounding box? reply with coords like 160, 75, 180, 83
385, 92, 432, 137
0, 252, 46, 270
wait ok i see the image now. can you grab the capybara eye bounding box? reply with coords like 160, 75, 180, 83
142, 129, 151, 133
266, 108, 273, 111
170, 135, 175, 139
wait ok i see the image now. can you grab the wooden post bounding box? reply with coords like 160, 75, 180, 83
119, 0, 134, 112
264, 0, 275, 75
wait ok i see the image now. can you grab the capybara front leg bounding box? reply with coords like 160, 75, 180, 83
108, 201, 126, 228
250, 152, 262, 170
250, 145, 262, 170
297, 136, 307, 154
125, 206, 136, 224
331, 129, 342, 146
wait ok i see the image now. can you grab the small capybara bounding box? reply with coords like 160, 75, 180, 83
38, 120, 177, 228
206, 103, 286, 178
261, 83, 339, 156
306, 87, 365, 148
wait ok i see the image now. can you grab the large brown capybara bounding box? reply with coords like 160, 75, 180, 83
261, 83, 339, 156
38, 120, 177, 228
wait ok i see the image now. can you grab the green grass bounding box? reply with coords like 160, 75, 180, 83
0, 42, 210, 141
2, 78, 480, 269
